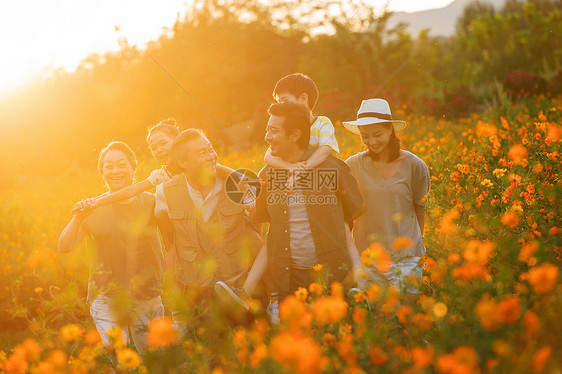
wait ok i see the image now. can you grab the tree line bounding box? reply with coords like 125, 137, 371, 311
0, 0, 560, 178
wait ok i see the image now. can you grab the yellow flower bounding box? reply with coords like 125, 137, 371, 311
480, 179, 493, 187
433, 302, 448, 318
493, 168, 507, 177
117, 348, 142, 370
313, 264, 322, 272
294, 287, 308, 301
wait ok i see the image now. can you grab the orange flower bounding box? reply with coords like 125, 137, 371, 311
391, 237, 414, 251
1, 346, 29, 374
20, 338, 41, 363
48, 349, 68, 368
330, 282, 344, 299
437, 208, 459, 234
352, 308, 366, 324
270, 332, 326, 374
147, 317, 178, 348
523, 310, 540, 335
366, 283, 382, 302
361, 243, 392, 272
436, 346, 479, 374
116, 348, 141, 370
496, 296, 521, 325
60, 323, 84, 342
353, 290, 367, 303
501, 211, 520, 228
546, 124, 561, 142
249, 343, 267, 369
447, 253, 461, 265
369, 345, 388, 366
424, 257, 437, 272
311, 296, 348, 324
463, 240, 494, 265
411, 346, 434, 370
508, 144, 528, 164
452, 263, 491, 282
84, 329, 101, 345
492, 340, 511, 357
475, 294, 501, 331
527, 263, 558, 294
397, 305, 413, 325
279, 296, 312, 330
476, 121, 498, 137
532, 346, 552, 372
518, 241, 539, 263
308, 282, 323, 295
411, 313, 433, 331
313, 264, 323, 272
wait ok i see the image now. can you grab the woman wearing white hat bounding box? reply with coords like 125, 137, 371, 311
344, 98, 430, 302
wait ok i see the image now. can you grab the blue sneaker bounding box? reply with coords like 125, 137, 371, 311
267, 299, 280, 325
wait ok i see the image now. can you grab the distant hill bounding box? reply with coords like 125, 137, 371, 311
387, 0, 505, 37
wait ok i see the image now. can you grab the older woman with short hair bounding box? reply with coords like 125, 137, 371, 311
58, 141, 164, 352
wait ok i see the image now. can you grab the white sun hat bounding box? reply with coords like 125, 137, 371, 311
343, 98, 407, 135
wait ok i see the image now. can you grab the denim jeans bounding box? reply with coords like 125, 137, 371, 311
90, 295, 164, 353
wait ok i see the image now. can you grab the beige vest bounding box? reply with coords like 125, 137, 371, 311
163, 174, 261, 287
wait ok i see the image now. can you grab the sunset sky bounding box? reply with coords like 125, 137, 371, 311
0, 0, 454, 97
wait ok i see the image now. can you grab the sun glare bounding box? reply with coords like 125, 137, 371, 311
0, 0, 453, 98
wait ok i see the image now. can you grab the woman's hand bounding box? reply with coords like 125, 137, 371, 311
71, 197, 97, 217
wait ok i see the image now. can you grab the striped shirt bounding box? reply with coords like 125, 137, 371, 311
309, 116, 340, 155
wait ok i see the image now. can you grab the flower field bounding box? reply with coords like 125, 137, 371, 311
0, 96, 560, 373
